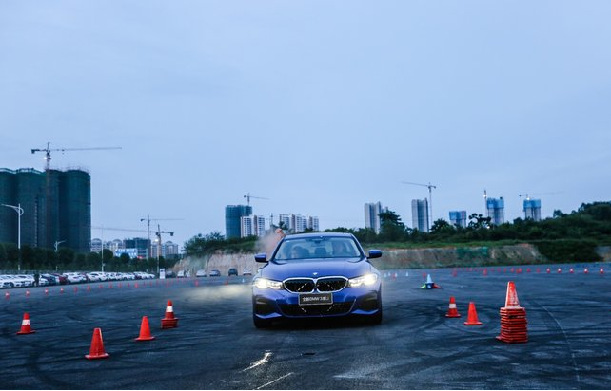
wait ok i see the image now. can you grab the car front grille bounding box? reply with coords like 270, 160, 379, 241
284, 277, 347, 293
316, 277, 346, 292
279, 302, 353, 317
284, 279, 316, 293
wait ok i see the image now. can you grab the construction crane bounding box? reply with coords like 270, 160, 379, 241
402, 181, 437, 231
140, 216, 184, 259
31, 142, 122, 171
519, 192, 562, 200
30, 142, 122, 257
244, 193, 269, 206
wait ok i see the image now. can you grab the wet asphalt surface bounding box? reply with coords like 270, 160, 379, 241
1, 263, 610, 390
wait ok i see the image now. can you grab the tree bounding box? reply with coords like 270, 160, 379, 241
184, 231, 229, 256
57, 248, 75, 269
0, 243, 6, 267
468, 213, 491, 230
430, 218, 452, 233
379, 210, 406, 242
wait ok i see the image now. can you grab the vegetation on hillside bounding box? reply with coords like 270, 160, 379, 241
2, 201, 608, 272
183, 201, 611, 263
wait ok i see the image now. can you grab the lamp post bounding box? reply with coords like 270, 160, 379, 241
154, 224, 174, 275
140, 215, 151, 259
2, 203, 24, 271
54, 240, 66, 252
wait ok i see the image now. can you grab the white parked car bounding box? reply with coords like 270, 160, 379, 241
86, 272, 107, 282
195, 269, 207, 277
15, 274, 35, 287
0, 275, 15, 288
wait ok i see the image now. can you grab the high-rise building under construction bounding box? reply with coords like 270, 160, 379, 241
0, 167, 90, 253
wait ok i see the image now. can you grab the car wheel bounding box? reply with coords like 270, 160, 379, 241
253, 314, 272, 328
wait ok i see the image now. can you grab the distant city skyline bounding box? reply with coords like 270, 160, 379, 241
2, 2, 610, 247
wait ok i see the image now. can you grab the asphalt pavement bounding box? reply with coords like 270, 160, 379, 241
1, 264, 610, 390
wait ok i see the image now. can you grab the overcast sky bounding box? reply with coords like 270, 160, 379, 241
2, 1, 611, 248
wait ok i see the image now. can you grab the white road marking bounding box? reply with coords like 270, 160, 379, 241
255, 372, 293, 390
243, 351, 272, 372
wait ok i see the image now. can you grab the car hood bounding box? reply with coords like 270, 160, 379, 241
261, 258, 374, 280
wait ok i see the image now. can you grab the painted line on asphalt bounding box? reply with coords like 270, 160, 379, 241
255, 372, 293, 390
243, 351, 272, 372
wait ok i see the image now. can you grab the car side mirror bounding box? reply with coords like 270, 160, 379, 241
254, 253, 268, 263
368, 250, 382, 259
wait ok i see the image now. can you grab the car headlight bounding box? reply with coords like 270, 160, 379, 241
348, 273, 378, 288
253, 277, 284, 290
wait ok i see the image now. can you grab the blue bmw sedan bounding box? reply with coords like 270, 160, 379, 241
252, 232, 383, 327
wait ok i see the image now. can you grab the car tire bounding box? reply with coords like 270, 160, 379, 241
253, 314, 272, 328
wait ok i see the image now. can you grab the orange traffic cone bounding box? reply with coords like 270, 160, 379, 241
504, 281, 521, 308
463, 302, 483, 325
5, 291, 9, 299
85, 328, 109, 360
135, 316, 155, 341
445, 297, 461, 318
497, 281, 528, 344
161, 300, 179, 329
16, 312, 35, 335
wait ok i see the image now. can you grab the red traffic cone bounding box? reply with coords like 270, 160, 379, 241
5, 291, 9, 299
85, 328, 109, 360
445, 297, 461, 318
16, 312, 35, 335
161, 300, 179, 329
463, 302, 483, 325
135, 316, 155, 341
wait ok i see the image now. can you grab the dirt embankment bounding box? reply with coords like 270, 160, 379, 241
368, 244, 545, 269
177, 244, 553, 274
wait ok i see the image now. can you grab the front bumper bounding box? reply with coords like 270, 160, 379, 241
252, 286, 382, 320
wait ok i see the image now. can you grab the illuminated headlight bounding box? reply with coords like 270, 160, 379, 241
348, 273, 378, 288
253, 278, 284, 290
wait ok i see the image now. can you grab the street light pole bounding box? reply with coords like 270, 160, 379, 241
54, 240, 66, 252
156, 224, 161, 274
2, 203, 24, 271
154, 223, 174, 275
140, 215, 151, 259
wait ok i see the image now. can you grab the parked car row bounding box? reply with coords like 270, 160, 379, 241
0, 271, 156, 288
192, 268, 252, 278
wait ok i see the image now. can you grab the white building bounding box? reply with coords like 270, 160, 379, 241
278, 213, 319, 233
241, 215, 267, 237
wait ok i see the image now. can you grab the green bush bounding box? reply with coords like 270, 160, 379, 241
533, 239, 602, 262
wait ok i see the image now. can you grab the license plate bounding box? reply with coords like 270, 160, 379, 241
299, 293, 333, 306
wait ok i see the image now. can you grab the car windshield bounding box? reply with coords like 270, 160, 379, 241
274, 236, 362, 261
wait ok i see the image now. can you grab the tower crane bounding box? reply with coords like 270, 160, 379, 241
402, 181, 437, 231
244, 193, 269, 206
31, 142, 122, 171
519, 192, 562, 200
30, 142, 121, 255
140, 216, 184, 259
